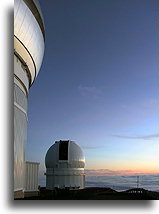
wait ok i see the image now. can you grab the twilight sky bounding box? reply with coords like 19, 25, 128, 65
26, 0, 158, 176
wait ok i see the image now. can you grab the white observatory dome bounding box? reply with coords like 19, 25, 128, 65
14, 0, 45, 198
45, 140, 85, 168
45, 140, 85, 190
14, 0, 45, 86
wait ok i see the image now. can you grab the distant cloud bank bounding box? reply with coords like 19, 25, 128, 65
110, 134, 159, 140
85, 169, 133, 176
85, 169, 157, 176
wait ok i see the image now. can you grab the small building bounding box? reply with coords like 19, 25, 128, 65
45, 140, 85, 190
24, 161, 40, 197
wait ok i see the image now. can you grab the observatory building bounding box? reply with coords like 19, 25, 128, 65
45, 141, 85, 190
14, 0, 45, 198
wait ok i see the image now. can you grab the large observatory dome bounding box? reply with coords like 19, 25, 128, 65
14, 0, 45, 198
45, 140, 85, 169
45, 140, 85, 190
14, 0, 45, 86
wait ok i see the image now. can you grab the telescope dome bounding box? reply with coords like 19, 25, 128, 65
45, 140, 85, 169
14, 0, 45, 86
14, 0, 45, 198
45, 140, 85, 190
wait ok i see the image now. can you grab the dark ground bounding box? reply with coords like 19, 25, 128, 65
16, 187, 159, 200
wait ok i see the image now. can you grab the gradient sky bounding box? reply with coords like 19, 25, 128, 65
26, 0, 158, 176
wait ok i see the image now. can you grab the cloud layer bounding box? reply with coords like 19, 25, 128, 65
110, 134, 159, 140
85, 169, 133, 176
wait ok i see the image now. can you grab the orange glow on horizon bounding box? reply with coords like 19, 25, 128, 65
85, 168, 158, 176
85, 157, 158, 176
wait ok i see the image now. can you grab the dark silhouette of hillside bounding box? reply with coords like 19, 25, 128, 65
16, 187, 159, 200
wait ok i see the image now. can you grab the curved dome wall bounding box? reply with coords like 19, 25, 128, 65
14, 0, 45, 85
45, 141, 85, 190
14, 0, 45, 198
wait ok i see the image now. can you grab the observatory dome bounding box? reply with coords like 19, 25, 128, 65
45, 140, 85, 190
45, 140, 85, 169
14, 0, 45, 86
14, 0, 45, 198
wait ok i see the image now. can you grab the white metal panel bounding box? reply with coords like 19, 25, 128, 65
46, 174, 85, 190
14, 77, 27, 97
14, 50, 29, 193
14, 55, 29, 91
46, 168, 85, 176
25, 162, 40, 191
14, 84, 28, 112
45, 142, 59, 168
68, 141, 85, 168
14, 36, 36, 84
14, 105, 27, 191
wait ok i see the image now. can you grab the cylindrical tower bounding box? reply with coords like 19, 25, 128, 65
14, 0, 45, 198
45, 141, 85, 190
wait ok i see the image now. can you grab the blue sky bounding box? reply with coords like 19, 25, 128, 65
26, 0, 158, 175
